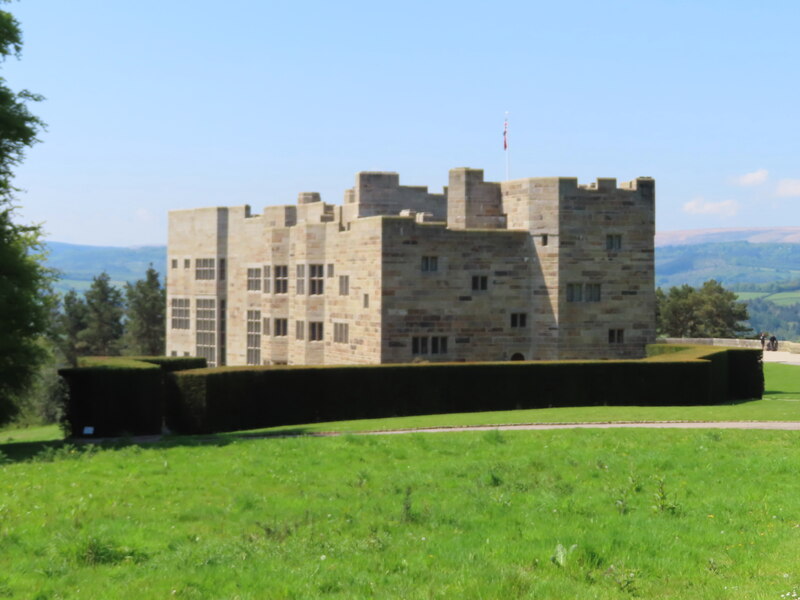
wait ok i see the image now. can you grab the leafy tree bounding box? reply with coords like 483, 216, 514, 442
82, 272, 125, 355
656, 280, 751, 338
124, 265, 165, 355
58, 289, 89, 366
0, 3, 49, 424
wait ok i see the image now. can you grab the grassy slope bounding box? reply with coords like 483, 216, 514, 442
2, 363, 800, 599
2, 430, 800, 599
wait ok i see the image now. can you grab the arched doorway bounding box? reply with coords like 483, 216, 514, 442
510, 353, 525, 361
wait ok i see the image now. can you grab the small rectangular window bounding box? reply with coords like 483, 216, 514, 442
510, 313, 527, 328
606, 234, 622, 251
296, 265, 305, 294
471, 275, 488, 291
309, 264, 324, 295
542, 234, 548, 246
609, 328, 625, 344
339, 275, 350, 295
274, 318, 288, 337
296, 320, 305, 340
171, 259, 178, 269
263, 317, 270, 335
247, 268, 262, 291
309, 321, 324, 341
421, 256, 438, 272
184, 259, 190, 269
218, 258, 226, 281
566, 283, 583, 302
585, 283, 601, 302
274, 266, 288, 294
327, 264, 334, 277
334, 323, 349, 343
363, 293, 369, 308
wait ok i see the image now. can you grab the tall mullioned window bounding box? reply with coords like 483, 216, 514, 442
309, 321, 324, 341
585, 283, 601, 302
262, 266, 271, 293
247, 268, 262, 291
309, 264, 324, 295
195, 258, 215, 280
246, 310, 261, 365
195, 298, 216, 366
274, 266, 288, 294
170, 298, 190, 329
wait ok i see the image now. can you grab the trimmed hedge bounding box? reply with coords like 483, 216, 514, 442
60, 361, 163, 437
61, 356, 206, 437
167, 346, 763, 434
61, 347, 764, 437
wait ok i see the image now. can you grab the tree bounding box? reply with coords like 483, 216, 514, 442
58, 289, 89, 366
657, 280, 751, 338
82, 272, 125, 355
0, 3, 49, 424
124, 265, 165, 355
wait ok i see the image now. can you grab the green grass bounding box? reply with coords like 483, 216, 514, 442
736, 291, 769, 300
764, 290, 800, 306
0, 423, 62, 444
1, 362, 800, 598
3, 430, 800, 598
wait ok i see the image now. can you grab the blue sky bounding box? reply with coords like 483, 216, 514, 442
4, 0, 800, 246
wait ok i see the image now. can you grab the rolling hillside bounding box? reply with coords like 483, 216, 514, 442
44, 241, 165, 294
44, 227, 800, 295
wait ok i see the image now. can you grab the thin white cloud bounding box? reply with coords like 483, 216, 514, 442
134, 208, 155, 223
734, 168, 768, 186
682, 197, 740, 217
776, 179, 800, 198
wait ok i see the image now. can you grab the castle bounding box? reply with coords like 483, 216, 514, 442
166, 168, 656, 366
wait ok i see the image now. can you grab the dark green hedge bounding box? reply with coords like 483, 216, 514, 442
167, 351, 750, 434
62, 356, 207, 437
60, 362, 163, 437
62, 348, 764, 437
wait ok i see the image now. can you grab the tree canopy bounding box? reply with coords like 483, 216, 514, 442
656, 280, 751, 338
124, 265, 165, 355
0, 2, 50, 424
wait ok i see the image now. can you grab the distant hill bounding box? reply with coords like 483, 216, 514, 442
44, 227, 800, 295
655, 242, 800, 288
656, 227, 800, 247
44, 241, 166, 294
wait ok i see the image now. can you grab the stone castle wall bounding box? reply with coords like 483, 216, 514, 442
167, 168, 656, 366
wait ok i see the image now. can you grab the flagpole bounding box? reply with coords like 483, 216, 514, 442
504, 111, 510, 181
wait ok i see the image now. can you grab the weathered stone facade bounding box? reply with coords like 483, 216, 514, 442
167, 168, 655, 366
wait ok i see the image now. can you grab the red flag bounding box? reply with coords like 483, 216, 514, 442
503, 119, 508, 150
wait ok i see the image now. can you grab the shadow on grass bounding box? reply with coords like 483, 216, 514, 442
0, 427, 318, 466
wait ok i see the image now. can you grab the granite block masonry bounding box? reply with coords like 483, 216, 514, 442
167, 168, 655, 366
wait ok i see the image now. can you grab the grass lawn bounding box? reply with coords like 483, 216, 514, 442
2, 429, 800, 598
1, 362, 800, 598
